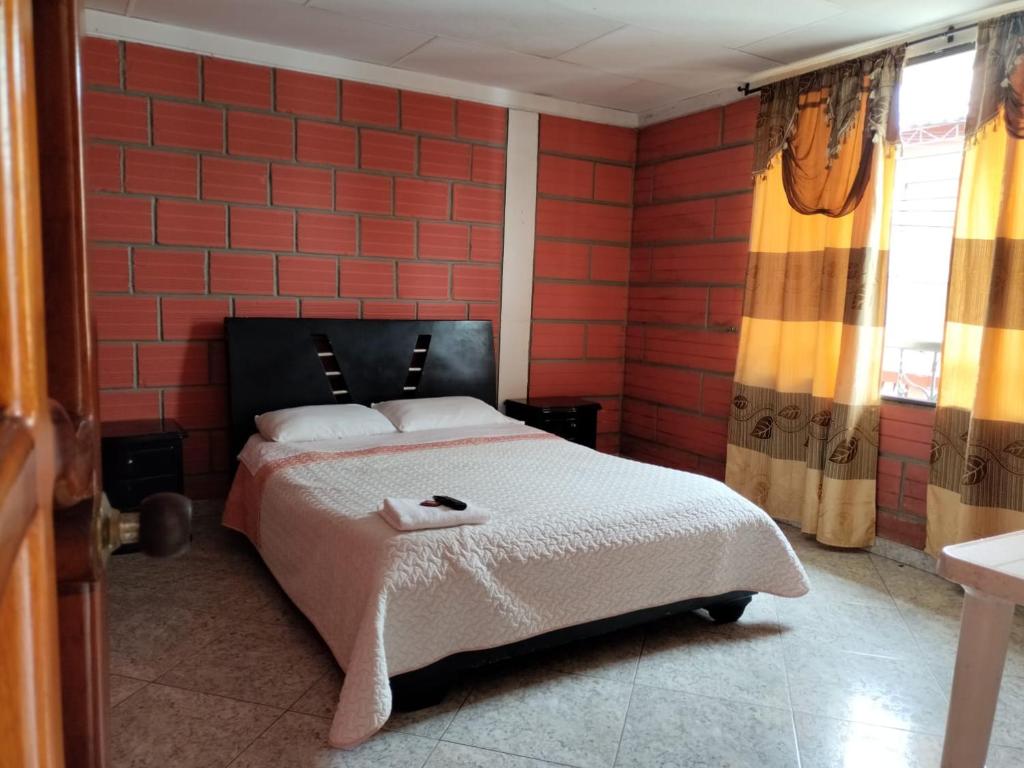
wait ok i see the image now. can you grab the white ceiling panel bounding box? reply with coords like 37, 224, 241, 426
552, 0, 845, 49
395, 36, 638, 102
827, 0, 1004, 20
310, 0, 624, 58
87, 0, 130, 11
129, 0, 432, 65
740, 11, 907, 63
746, 0, 1007, 62
561, 26, 782, 87
593, 79, 691, 112
88, 0, 1017, 123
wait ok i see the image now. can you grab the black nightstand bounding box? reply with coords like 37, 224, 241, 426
101, 419, 187, 510
504, 398, 601, 449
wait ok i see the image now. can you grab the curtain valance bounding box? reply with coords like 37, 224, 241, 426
966, 12, 1024, 139
752, 47, 905, 217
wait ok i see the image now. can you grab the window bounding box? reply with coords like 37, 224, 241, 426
880, 49, 974, 403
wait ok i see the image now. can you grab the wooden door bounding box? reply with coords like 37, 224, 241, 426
2, 2, 189, 763
0, 0, 70, 765
2, 0, 110, 765
33, 0, 110, 766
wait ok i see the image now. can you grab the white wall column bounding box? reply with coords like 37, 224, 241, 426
497, 109, 538, 408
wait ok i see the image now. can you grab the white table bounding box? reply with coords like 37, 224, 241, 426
937, 531, 1024, 768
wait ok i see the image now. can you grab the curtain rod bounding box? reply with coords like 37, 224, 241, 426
737, 23, 975, 96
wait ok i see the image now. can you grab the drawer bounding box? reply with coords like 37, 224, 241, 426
504, 400, 600, 450
120, 474, 183, 506
543, 417, 580, 438
109, 441, 181, 479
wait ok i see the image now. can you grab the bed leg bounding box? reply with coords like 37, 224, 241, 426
390, 670, 451, 712
706, 595, 753, 624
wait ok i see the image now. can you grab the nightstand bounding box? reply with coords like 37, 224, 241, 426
101, 419, 187, 510
504, 398, 601, 449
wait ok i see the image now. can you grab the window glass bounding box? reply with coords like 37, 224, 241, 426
881, 50, 974, 403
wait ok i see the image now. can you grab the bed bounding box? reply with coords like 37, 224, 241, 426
222, 318, 809, 748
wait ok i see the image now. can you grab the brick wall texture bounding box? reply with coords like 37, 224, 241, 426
620, 99, 756, 482
84, 39, 937, 549
528, 115, 636, 453
84, 38, 507, 498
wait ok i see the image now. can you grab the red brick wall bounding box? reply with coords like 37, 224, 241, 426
620, 99, 756, 478
622, 98, 935, 549
528, 115, 636, 453
877, 402, 935, 549
83, 38, 507, 497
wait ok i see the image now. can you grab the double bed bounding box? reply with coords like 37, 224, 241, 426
222, 318, 809, 748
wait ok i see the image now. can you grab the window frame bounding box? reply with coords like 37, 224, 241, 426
879, 42, 975, 408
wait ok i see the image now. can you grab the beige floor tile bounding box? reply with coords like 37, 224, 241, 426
798, 548, 894, 607
776, 595, 919, 659
291, 665, 470, 739
157, 619, 331, 708
289, 666, 343, 720
109, 597, 234, 681
426, 742, 560, 767
989, 746, 1024, 767
444, 667, 631, 768
230, 711, 437, 768
163, 567, 280, 624
110, 683, 280, 768
795, 713, 942, 768
785, 645, 949, 735
617, 684, 799, 768
637, 615, 789, 709
109, 674, 147, 707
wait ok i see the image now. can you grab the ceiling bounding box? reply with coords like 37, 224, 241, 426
88, 0, 1014, 119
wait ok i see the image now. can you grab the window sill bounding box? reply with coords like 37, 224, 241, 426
881, 394, 937, 408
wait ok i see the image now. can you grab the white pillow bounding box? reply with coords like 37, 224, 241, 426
372, 396, 515, 432
255, 404, 397, 442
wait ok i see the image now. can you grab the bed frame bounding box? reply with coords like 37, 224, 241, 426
224, 318, 755, 710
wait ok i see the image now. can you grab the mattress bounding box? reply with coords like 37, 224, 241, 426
223, 423, 809, 747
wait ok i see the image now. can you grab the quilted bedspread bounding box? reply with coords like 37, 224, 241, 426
223, 423, 809, 747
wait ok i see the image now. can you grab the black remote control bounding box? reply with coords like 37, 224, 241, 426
433, 495, 467, 511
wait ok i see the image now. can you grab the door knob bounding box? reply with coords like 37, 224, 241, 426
98, 492, 193, 560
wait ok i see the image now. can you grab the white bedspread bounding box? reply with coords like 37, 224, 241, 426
224, 424, 809, 747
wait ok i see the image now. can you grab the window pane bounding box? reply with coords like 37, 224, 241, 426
881, 50, 974, 403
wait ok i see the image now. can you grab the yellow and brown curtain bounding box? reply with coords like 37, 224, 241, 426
927, 13, 1024, 554
726, 49, 904, 548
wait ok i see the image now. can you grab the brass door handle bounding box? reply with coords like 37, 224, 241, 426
97, 492, 193, 561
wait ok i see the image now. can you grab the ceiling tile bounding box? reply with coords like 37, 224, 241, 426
742, 0, 1007, 64
561, 25, 781, 89
826, 0, 1006, 24
553, 0, 845, 49
592, 79, 691, 112
128, 0, 432, 65
87, 0, 130, 12
740, 13, 894, 63
395, 36, 636, 103
310, 0, 624, 58
89, 0, 1017, 120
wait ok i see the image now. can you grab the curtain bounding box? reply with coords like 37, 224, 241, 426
926, 13, 1024, 555
726, 49, 904, 548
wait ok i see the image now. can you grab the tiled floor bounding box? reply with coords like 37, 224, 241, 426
108, 505, 1024, 767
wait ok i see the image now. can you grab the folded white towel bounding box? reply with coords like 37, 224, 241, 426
378, 497, 491, 531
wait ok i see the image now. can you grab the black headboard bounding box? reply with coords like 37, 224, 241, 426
224, 318, 496, 457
